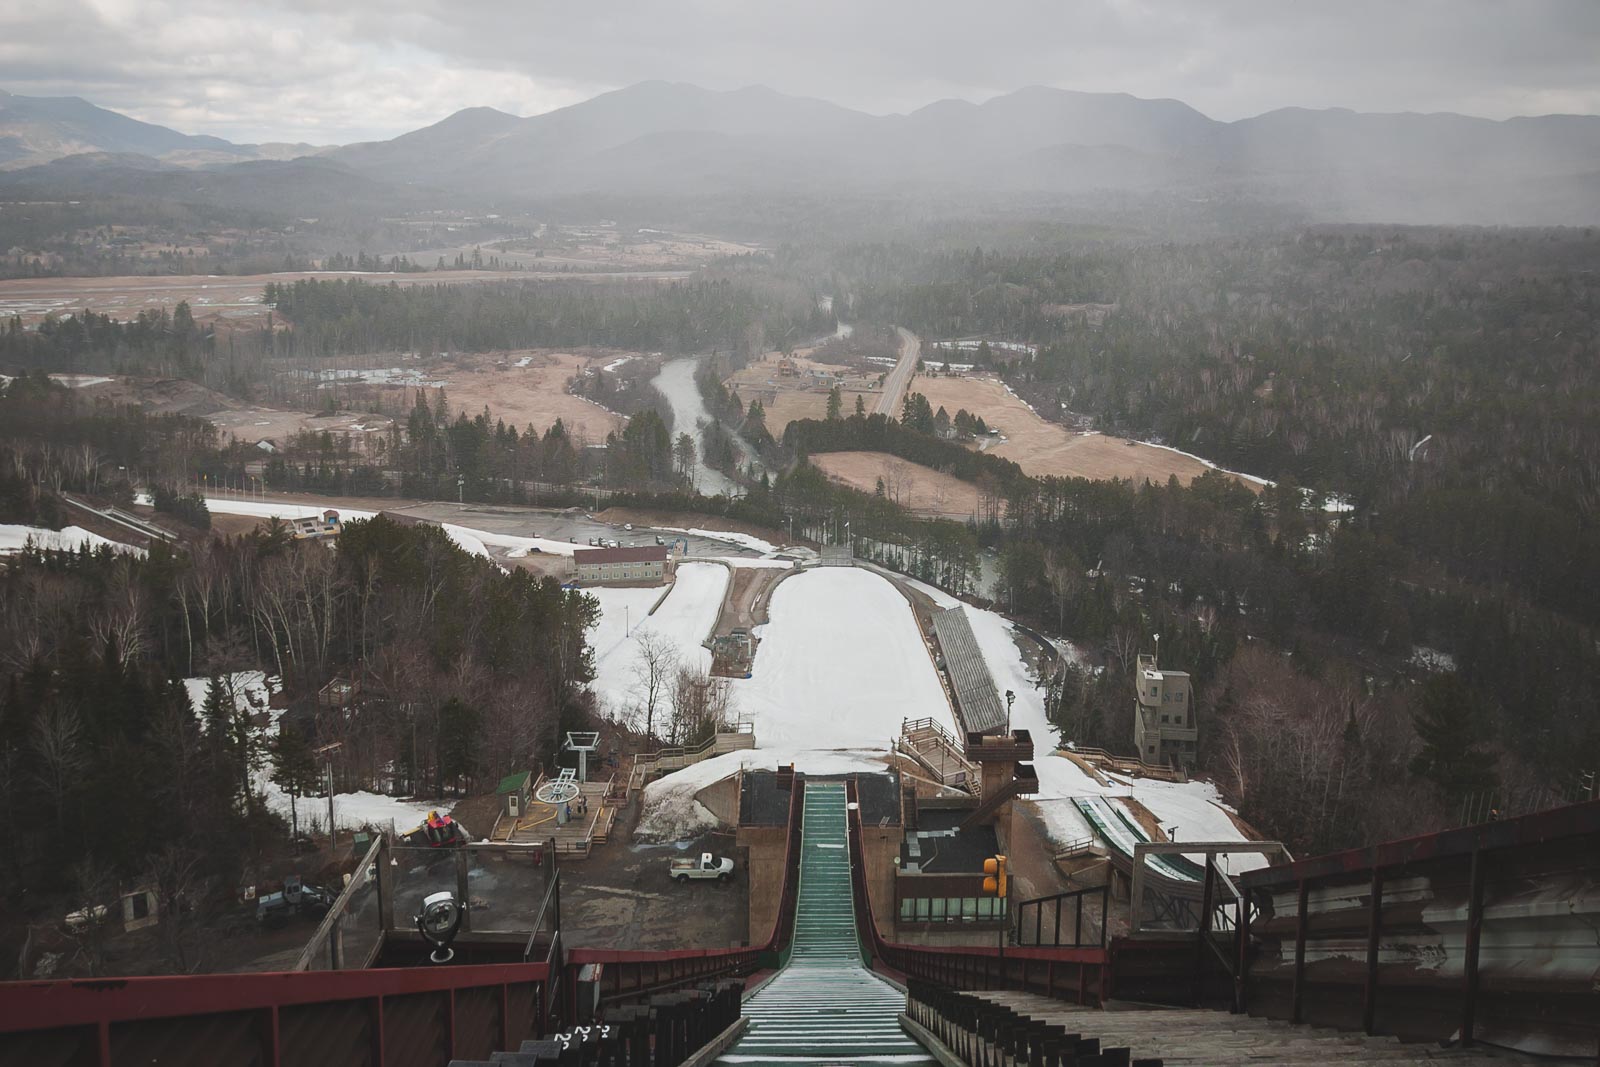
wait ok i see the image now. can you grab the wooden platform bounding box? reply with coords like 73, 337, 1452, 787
968, 992, 1534, 1065
490, 775, 616, 857
898, 716, 977, 793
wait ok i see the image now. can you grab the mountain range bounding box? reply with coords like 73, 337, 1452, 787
0, 88, 321, 170
4, 82, 1598, 224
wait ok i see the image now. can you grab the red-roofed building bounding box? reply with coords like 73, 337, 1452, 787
573, 544, 673, 584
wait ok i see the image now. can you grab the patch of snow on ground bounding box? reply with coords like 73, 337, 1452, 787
48, 374, 113, 388
182, 671, 275, 728
932, 339, 1037, 356
203, 499, 577, 558
514, 356, 533, 368
315, 368, 448, 388
1000, 380, 1042, 417
636, 747, 891, 841
205, 498, 379, 522
1133, 438, 1274, 488
729, 568, 953, 749
1106, 775, 1266, 874
589, 563, 729, 716
441, 525, 493, 559
0, 524, 144, 556
1412, 646, 1457, 672
658, 527, 776, 554
182, 667, 450, 834
603, 355, 634, 373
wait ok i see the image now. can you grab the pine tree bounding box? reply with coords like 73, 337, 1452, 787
854, 394, 866, 417
826, 386, 842, 420
270, 725, 319, 839
1409, 676, 1497, 803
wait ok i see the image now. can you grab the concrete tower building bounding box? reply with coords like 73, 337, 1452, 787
1133, 648, 1196, 768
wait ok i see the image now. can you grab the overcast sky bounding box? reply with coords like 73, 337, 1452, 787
4, 0, 1598, 144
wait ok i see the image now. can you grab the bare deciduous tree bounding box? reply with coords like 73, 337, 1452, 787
147, 844, 212, 974
630, 630, 679, 746
32, 704, 87, 832
669, 664, 733, 746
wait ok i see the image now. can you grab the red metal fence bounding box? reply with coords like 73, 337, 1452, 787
0, 961, 551, 1067
0, 777, 809, 1067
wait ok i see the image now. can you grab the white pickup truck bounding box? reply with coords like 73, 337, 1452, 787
669, 852, 735, 883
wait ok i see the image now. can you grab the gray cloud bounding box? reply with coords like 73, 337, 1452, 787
3, 0, 1597, 143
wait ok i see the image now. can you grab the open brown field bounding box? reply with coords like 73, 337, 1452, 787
911, 373, 1261, 489
723, 351, 882, 436
51, 375, 393, 446
812, 451, 984, 518
399, 350, 626, 443
0, 267, 692, 326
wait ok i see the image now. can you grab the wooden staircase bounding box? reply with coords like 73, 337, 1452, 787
958, 762, 1039, 830
899, 716, 979, 793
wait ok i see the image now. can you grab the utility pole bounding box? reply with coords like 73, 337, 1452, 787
326, 761, 336, 849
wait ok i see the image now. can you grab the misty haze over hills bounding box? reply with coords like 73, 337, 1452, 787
4, 81, 1598, 225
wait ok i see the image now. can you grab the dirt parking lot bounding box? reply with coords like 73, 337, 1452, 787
559, 804, 750, 952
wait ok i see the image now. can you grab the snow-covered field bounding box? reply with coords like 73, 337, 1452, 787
0, 524, 143, 556
658, 527, 777, 554
729, 568, 954, 749
589, 562, 729, 716
48, 373, 114, 388
201, 498, 577, 558
637, 746, 890, 840
205, 498, 378, 522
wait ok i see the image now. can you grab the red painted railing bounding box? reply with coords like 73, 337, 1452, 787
0, 960, 551, 1067
0, 778, 809, 1066
844, 777, 1110, 1005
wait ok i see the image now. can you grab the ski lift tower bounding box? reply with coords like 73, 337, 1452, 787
564, 731, 601, 783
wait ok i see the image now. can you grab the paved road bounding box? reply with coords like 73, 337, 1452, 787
873, 325, 922, 417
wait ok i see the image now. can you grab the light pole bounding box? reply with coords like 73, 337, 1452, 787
1005, 690, 1015, 736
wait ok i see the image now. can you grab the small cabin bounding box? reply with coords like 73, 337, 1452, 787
497, 770, 533, 821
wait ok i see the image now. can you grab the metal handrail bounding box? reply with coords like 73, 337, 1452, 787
292, 832, 386, 971
524, 869, 562, 963
1011, 884, 1110, 948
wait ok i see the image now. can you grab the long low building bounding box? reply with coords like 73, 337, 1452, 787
573, 544, 673, 584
